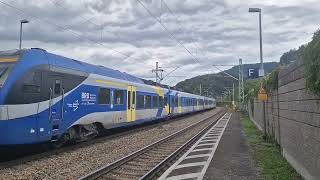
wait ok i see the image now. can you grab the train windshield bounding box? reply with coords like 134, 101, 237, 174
0, 63, 16, 87
0, 50, 21, 88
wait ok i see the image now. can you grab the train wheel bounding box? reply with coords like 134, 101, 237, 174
78, 124, 99, 142
51, 127, 77, 148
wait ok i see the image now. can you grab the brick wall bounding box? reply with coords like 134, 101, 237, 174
248, 59, 320, 180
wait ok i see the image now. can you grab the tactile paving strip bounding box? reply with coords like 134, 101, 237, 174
158, 113, 232, 180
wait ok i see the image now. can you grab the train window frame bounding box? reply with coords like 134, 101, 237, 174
54, 79, 62, 95
127, 91, 131, 109
22, 84, 40, 93
114, 89, 124, 105
132, 91, 136, 105
159, 96, 164, 108
33, 72, 41, 84
164, 96, 168, 106
174, 96, 178, 107
152, 96, 158, 108
137, 94, 145, 109
145, 95, 151, 109
98, 88, 110, 105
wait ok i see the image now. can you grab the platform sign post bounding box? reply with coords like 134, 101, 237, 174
257, 87, 267, 101
257, 86, 267, 139
248, 68, 259, 79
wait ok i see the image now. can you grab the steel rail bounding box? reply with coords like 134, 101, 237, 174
79, 109, 226, 180
140, 110, 226, 179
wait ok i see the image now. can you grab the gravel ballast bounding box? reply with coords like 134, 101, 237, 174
0, 108, 222, 180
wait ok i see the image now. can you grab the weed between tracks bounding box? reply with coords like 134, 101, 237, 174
240, 113, 301, 180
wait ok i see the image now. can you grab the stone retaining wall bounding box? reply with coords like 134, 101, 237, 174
248, 59, 320, 180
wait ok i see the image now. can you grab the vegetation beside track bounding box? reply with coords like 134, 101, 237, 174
240, 113, 301, 180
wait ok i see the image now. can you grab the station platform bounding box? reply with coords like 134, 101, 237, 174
159, 112, 258, 180
203, 112, 258, 180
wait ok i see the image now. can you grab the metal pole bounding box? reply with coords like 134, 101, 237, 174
263, 100, 266, 139
241, 61, 244, 105
239, 59, 241, 107
232, 83, 235, 107
259, 11, 264, 76
19, 22, 22, 50
199, 84, 202, 96
156, 62, 159, 84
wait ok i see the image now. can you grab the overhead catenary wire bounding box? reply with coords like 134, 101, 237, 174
161, 1, 203, 59
49, 0, 197, 82
136, 0, 200, 64
161, 1, 240, 79
0, 0, 143, 62
137, 0, 204, 82
47, 0, 123, 41
158, 0, 216, 81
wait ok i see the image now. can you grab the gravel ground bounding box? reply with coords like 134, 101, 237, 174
0, 108, 222, 180
103, 111, 223, 179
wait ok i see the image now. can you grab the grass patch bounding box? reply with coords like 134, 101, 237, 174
241, 113, 302, 180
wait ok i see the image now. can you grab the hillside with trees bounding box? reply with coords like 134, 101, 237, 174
175, 62, 278, 97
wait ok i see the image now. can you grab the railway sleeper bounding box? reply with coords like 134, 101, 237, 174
132, 158, 162, 165
108, 170, 146, 179
142, 152, 170, 159
118, 164, 153, 172
151, 145, 180, 152
126, 160, 159, 167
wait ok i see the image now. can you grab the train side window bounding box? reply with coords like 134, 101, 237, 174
174, 97, 178, 107
132, 92, 136, 105
159, 96, 164, 108
137, 95, 145, 109
98, 88, 110, 104
152, 96, 158, 108
145, 95, 151, 108
33, 72, 41, 84
164, 96, 168, 105
54, 79, 62, 94
23, 84, 40, 93
114, 90, 124, 105
127, 91, 131, 109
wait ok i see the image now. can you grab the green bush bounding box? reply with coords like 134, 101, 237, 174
303, 29, 320, 96
265, 67, 284, 93
244, 67, 282, 102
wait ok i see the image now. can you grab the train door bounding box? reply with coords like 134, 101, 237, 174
193, 98, 195, 112
48, 76, 65, 140
169, 95, 174, 114
127, 85, 136, 122
178, 96, 182, 113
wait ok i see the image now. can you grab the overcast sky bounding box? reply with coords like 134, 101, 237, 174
0, 0, 318, 85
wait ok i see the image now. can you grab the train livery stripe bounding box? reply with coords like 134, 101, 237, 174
95, 79, 127, 88
0, 57, 18, 63
153, 86, 164, 97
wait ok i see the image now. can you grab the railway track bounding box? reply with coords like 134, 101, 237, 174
79, 109, 227, 180
0, 109, 215, 170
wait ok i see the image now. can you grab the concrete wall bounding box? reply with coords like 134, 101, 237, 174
248, 59, 320, 180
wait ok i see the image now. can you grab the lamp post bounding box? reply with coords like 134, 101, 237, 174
249, 8, 264, 77
19, 19, 29, 50
249, 8, 268, 138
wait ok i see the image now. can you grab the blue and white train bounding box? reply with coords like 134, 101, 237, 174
0, 48, 216, 146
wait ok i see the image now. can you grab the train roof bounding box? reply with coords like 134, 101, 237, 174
3, 48, 144, 84
1, 48, 214, 100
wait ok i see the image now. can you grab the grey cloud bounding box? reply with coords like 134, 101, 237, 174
0, 0, 318, 86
